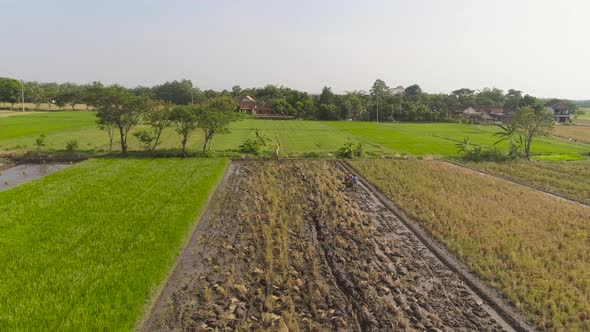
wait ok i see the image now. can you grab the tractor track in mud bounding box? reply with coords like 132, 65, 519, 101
143, 160, 533, 331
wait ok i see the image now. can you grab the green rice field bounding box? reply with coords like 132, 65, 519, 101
0, 112, 588, 156
0, 158, 228, 330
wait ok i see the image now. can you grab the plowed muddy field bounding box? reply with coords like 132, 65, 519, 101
143, 160, 517, 331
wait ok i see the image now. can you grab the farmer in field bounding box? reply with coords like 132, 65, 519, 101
352, 174, 359, 189
274, 145, 280, 158
343, 173, 352, 188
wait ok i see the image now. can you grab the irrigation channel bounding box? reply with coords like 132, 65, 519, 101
143, 160, 532, 331
0, 163, 71, 192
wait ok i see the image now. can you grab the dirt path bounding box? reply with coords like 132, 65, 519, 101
142, 160, 526, 331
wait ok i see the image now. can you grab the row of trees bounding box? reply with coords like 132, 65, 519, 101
92, 85, 237, 156
0, 77, 102, 110
1, 77, 577, 122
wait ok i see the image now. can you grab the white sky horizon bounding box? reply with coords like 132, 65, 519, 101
1, 0, 589, 100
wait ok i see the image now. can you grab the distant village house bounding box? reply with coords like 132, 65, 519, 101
452, 105, 512, 123
238, 96, 274, 116
544, 99, 571, 123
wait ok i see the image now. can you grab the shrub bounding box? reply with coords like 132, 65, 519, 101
338, 139, 365, 159
35, 134, 46, 152
133, 129, 155, 151
239, 138, 262, 154
239, 129, 271, 155
65, 139, 79, 152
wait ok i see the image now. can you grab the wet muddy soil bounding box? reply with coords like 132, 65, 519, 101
142, 160, 517, 331
0, 163, 71, 192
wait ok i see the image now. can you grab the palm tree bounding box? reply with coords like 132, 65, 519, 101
455, 137, 479, 158
494, 123, 522, 158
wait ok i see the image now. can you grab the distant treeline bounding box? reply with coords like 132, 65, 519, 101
573, 100, 590, 108
0, 77, 578, 121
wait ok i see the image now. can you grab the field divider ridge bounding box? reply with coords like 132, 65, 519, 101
339, 160, 536, 332
443, 160, 590, 208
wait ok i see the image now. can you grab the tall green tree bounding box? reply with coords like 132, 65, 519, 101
369, 79, 391, 121
152, 79, 194, 105
195, 96, 237, 152
24, 82, 46, 110
170, 105, 199, 157
452, 88, 476, 107
504, 89, 523, 111
343, 92, 366, 119
93, 86, 147, 155
40, 83, 60, 109
512, 106, 555, 160
317, 86, 339, 120
476, 87, 504, 106
0, 78, 21, 109
55, 83, 84, 110
134, 100, 173, 154
404, 84, 423, 103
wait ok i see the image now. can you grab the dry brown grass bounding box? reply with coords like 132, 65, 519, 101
467, 160, 590, 203
553, 125, 590, 144
351, 159, 590, 331
0, 111, 47, 117
0, 102, 90, 111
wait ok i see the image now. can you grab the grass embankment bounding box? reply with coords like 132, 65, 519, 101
0, 158, 228, 330
466, 160, 590, 203
0, 112, 587, 156
553, 125, 590, 144
350, 160, 590, 331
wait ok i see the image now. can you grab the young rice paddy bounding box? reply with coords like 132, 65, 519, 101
0, 158, 228, 331
0, 111, 588, 157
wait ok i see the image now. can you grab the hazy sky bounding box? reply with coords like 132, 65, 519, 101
1, 0, 589, 99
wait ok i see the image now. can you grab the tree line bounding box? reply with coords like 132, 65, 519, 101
92, 85, 237, 156
0, 77, 578, 122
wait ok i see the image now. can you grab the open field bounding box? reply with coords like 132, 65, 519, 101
0, 158, 228, 330
0, 112, 588, 156
465, 160, 590, 203
0, 112, 96, 141
329, 121, 590, 155
144, 160, 511, 331
553, 125, 590, 144
350, 160, 590, 330
576, 108, 590, 120
573, 108, 590, 125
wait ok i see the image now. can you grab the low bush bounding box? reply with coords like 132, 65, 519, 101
338, 138, 364, 159
65, 139, 79, 152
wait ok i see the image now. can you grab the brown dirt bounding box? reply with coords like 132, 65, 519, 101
142, 160, 514, 331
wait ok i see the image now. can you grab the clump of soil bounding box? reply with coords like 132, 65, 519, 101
143, 160, 508, 331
